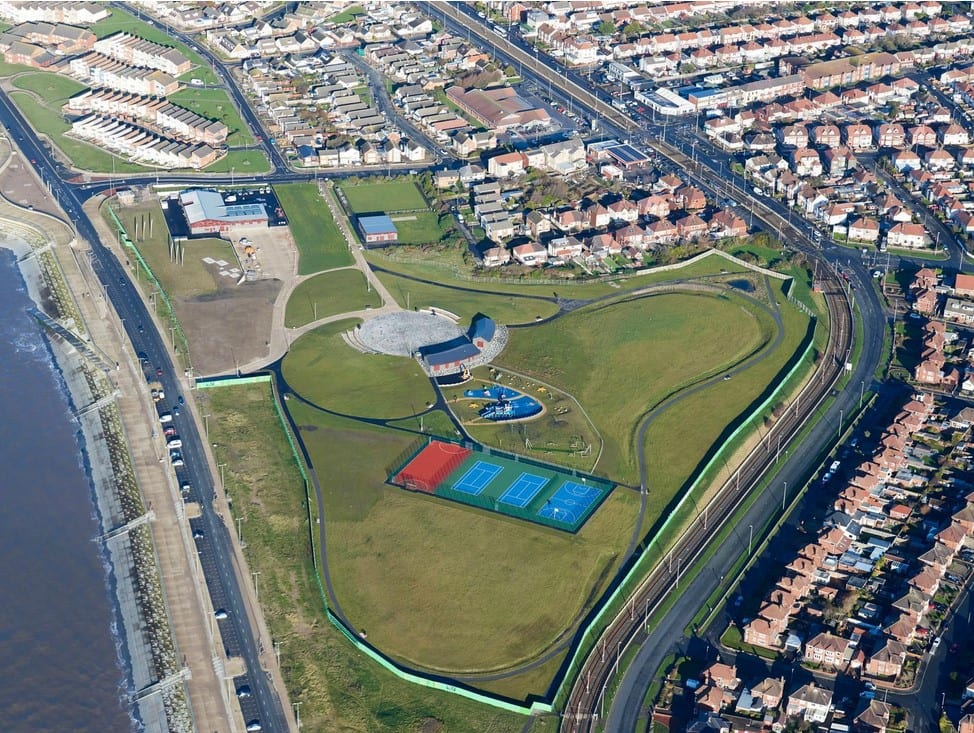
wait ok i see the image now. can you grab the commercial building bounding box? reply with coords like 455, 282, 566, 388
445, 86, 550, 131
178, 189, 269, 233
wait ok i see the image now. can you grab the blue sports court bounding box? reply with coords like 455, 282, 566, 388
499, 472, 550, 508
452, 460, 502, 495
537, 481, 603, 525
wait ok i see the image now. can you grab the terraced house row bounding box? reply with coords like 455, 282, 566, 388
69, 52, 180, 97
70, 115, 218, 169
64, 89, 228, 146
92, 31, 191, 77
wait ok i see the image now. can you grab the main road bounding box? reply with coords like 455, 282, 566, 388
0, 90, 291, 732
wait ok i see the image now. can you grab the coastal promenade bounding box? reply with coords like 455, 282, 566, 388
0, 142, 234, 732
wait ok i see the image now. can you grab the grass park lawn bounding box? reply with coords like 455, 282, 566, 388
494, 291, 773, 484
330, 4, 366, 23
9, 92, 152, 173
201, 384, 528, 733
202, 148, 270, 174
339, 180, 427, 213
640, 287, 813, 509
390, 211, 453, 245
283, 319, 436, 419
12, 72, 86, 104
0, 59, 41, 77
90, 7, 220, 85
378, 269, 560, 325
274, 183, 353, 274
287, 399, 642, 679
284, 269, 382, 327
169, 87, 254, 147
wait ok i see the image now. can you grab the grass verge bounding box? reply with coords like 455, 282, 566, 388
284, 269, 382, 327
275, 183, 353, 274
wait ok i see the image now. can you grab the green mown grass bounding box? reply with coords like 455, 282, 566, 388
640, 287, 811, 507
390, 211, 454, 245
282, 319, 436, 419
202, 384, 529, 732
495, 290, 772, 483
287, 399, 641, 681
285, 269, 382, 327
274, 183, 353, 274
378, 270, 560, 325
12, 71, 86, 104
203, 148, 270, 174
340, 180, 428, 213
330, 4, 366, 23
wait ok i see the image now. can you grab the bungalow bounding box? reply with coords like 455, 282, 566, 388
481, 246, 511, 267
546, 235, 585, 260
511, 242, 548, 266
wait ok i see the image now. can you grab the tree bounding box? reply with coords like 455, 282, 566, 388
503, 64, 516, 78
622, 21, 643, 37
597, 19, 615, 36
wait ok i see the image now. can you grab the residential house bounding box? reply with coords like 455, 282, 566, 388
804, 632, 850, 669
866, 640, 908, 678
887, 222, 926, 249
786, 682, 833, 723
511, 242, 547, 266
848, 217, 880, 242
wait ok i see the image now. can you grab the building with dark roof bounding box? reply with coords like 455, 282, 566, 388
357, 214, 398, 245
418, 337, 480, 375
467, 314, 496, 348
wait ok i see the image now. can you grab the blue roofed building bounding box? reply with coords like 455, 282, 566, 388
179, 189, 269, 234
357, 214, 398, 246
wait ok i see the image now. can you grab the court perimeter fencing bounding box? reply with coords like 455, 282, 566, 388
388, 437, 614, 533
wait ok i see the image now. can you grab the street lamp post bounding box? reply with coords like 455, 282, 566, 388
748, 524, 753, 555
253, 570, 260, 604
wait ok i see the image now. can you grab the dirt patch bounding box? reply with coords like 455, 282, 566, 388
178, 278, 281, 375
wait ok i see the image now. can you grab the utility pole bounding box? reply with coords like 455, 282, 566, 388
253, 571, 260, 605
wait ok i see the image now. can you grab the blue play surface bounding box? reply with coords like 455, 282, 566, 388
464, 386, 519, 400
499, 472, 550, 507
537, 481, 603, 525
453, 460, 502, 495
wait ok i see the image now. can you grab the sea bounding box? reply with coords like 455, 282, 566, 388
0, 248, 136, 732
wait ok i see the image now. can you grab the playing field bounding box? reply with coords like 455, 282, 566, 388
392, 439, 613, 532
339, 180, 427, 213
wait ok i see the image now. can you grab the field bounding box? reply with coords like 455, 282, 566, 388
640, 280, 812, 511
339, 180, 427, 213
110, 199, 234, 299
287, 399, 642, 679
494, 290, 774, 483
169, 87, 254, 147
89, 7, 220, 85
201, 384, 530, 732
12, 72, 86, 104
377, 269, 560, 325
200, 148, 269, 174
274, 183, 353, 274
284, 269, 382, 327
282, 319, 436, 418
391, 211, 455, 245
